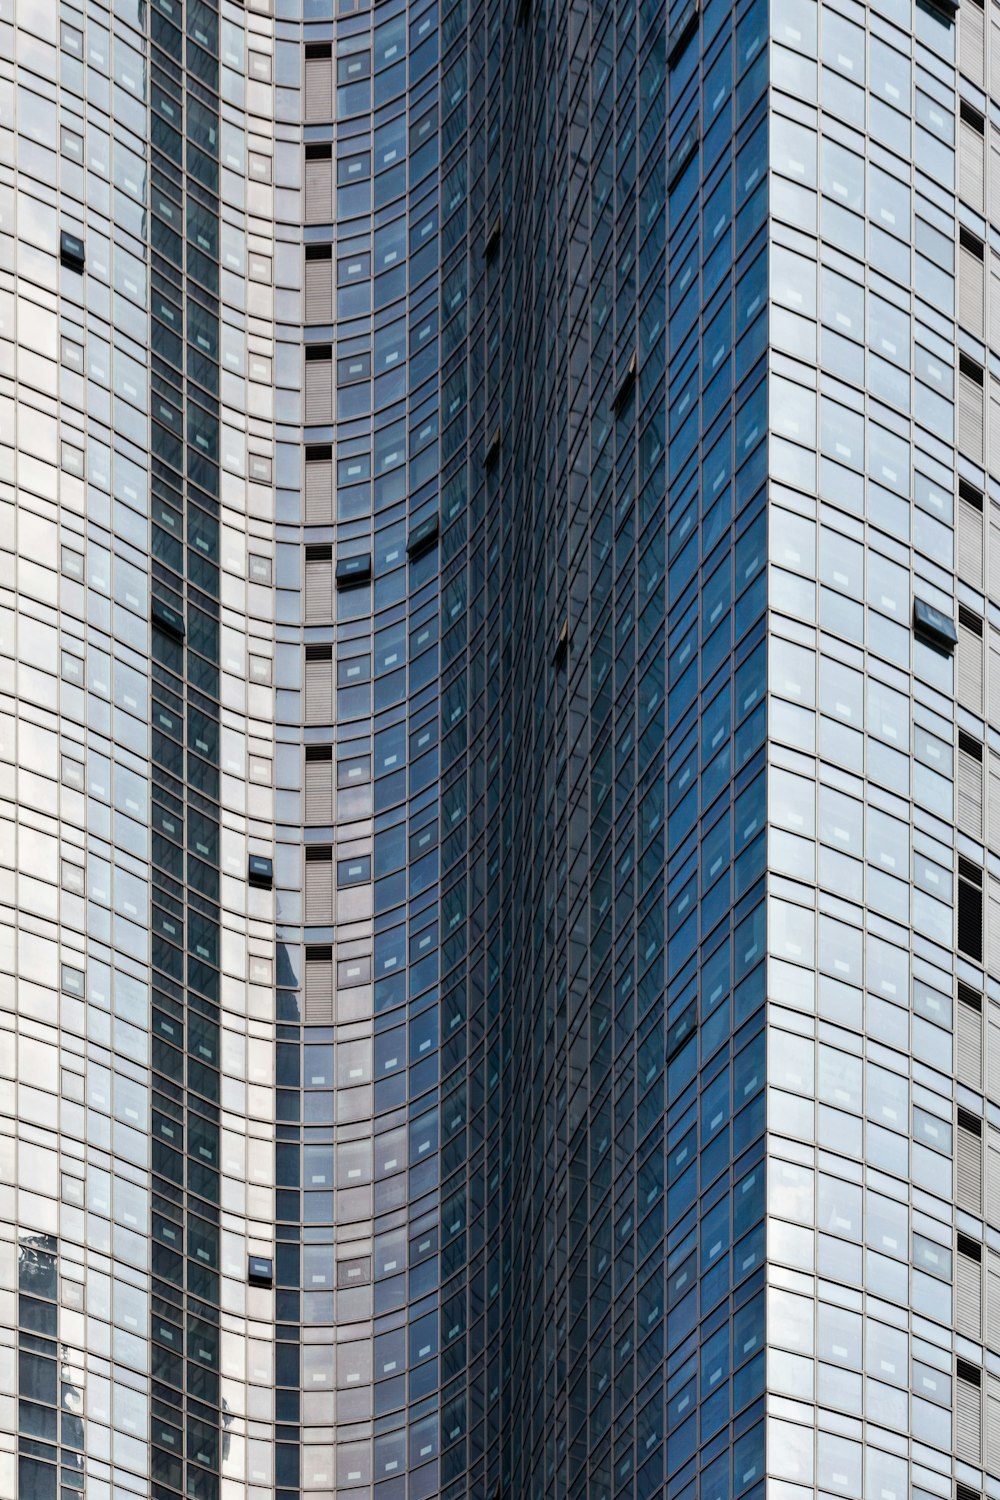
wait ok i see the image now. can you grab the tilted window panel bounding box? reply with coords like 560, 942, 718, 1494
335, 553, 372, 588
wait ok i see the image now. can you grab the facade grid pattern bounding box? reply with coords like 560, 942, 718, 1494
0, 0, 991, 1497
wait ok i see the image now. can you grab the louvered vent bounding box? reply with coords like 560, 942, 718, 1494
987, 1126, 1000, 1226
958, 1108, 984, 1216
304, 746, 334, 825
988, 1247, 1000, 1345
958, 733, 984, 839
304, 143, 333, 223
991, 260, 1000, 357
960, 103, 986, 213
304, 847, 334, 925
957, 1359, 982, 1464
305, 247, 333, 325
305, 644, 334, 726
958, 605, 985, 714
305, 545, 334, 623
989, 876, 1000, 981
959, 480, 985, 589
961, 0, 986, 87
304, 43, 333, 123
957, 1235, 983, 1338
989, 625, 1000, 729
305, 444, 334, 524
988, 1004, 1000, 1102
959, 860, 984, 962
304, 945, 334, 1024
989, 750, 1000, 848
959, 356, 985, 465
959, 231, 985, 339
305, 349, 333, 426
991, 372, 1000, 477
987, 1372, 1000, 1481
958, 984, 984, 1090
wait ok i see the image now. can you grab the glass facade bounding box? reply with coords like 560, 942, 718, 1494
0, 0, 992, 1496
765, 0, 969, 1496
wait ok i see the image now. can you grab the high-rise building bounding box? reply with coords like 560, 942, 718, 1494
0, 0, 995, 1496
